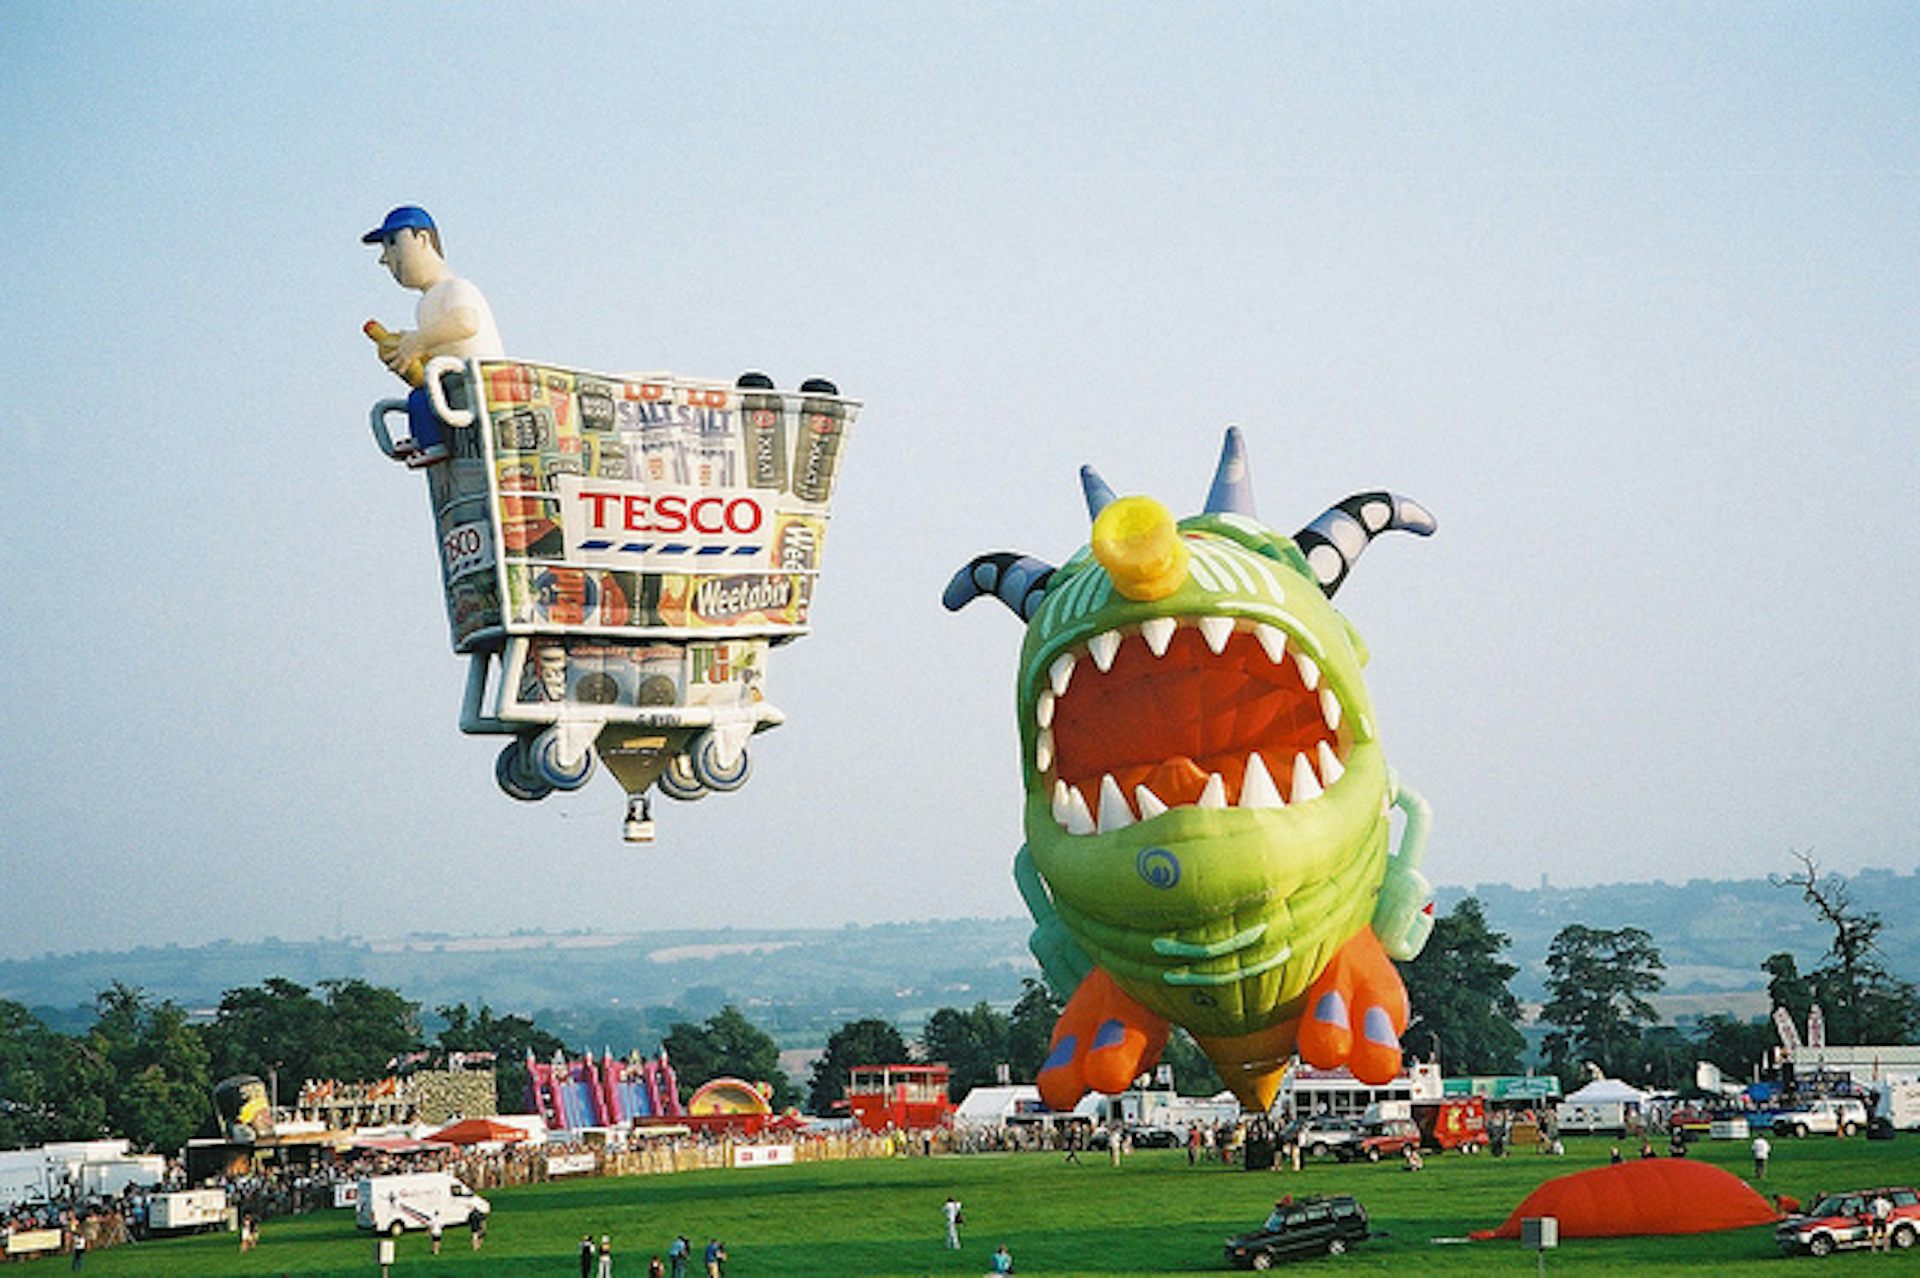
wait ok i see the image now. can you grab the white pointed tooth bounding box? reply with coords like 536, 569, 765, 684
1052, 780, 1073, 826
1139, 616, 1176, 658
1198, 615, 1235, 655
1239, 752, 1286, 809
1049, 652, 1076, 696
1319, 686, 1341, 732
1316, 741, 1345, 787
1096, 774, 1135, 832
1062, 784, 1095, 835
1254, 623, 1288, 666
1087, 629, 1122, 673
1133, 785, 1169, 820
1037, 691, 1056, 729
1198, 773, 1228, 809
1290, 752, 1324, 803
1293, 650, 1321, 691
1036, 729, 1054, 774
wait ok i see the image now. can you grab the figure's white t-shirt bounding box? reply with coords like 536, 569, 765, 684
417, 276, 504, 358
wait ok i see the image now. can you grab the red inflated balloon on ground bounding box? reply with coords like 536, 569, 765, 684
1472, 1159, 1780, 1240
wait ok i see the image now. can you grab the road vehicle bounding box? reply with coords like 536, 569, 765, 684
1771, 1097, 1869, 1138
1225, 1195, 1369, 1268
355, 1172, 490, 1237
1411, 1097, 1487, 1152
1336, 1118, 1422, 1163
1282, 1115, 1362, 1159
1774, 1187, 1920, 1256
1127, 1125, 1182, 1148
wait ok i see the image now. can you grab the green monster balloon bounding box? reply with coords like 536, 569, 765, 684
944, 429, 1437, 1111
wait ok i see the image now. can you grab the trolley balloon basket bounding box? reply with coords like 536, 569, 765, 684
370, 357, 859, 840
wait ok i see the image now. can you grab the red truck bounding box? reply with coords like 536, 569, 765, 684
1412, 1097, 1488, 1152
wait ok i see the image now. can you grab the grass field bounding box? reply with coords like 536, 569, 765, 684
71, 1134, 1914, 1276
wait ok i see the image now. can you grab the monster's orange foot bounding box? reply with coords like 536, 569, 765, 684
1297, 927, 1409, 1085
1036, 969, 1169, 1111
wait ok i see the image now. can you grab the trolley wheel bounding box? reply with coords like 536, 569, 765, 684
655, 754, 708, 802
690, 733, 751, 792
495, 738, 553, 801
388, 1220, 405, 1239
532, 728, 595, 791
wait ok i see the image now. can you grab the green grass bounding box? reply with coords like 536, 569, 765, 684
75, 1135, 1914, 1276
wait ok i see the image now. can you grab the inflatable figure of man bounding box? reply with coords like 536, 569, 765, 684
362, 205, 504, 466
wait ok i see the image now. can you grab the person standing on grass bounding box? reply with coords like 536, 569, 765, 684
581, 1233, 597, 1278
1751, 1133, 1770, 1180
668, 1234, 690, 1278
944, 1194, 964, 1249
598, 1233, 614, 1278
469, 1205, 485, 1250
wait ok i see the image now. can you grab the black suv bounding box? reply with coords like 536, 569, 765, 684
1225, 1195, 1369, 1268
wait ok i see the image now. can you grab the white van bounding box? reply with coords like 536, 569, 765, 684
355, 1172, 490, 1237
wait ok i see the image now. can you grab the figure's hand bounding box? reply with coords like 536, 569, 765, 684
1296, 927, 1409, 1085
1035, 968, 1168, 1111
388, 330, 428, 371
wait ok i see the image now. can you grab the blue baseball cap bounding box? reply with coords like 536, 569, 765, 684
362, 205, 436, 244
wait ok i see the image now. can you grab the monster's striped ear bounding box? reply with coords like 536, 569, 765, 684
943, 554, 1056, 621
1293, 492, 1436, 597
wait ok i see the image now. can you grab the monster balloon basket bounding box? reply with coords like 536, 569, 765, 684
371, 356, 860, 840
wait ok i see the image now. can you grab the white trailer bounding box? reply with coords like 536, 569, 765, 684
1874, 1081, 1920, 1131
78, 1155, 166, 1197
149, 1188, 231, 1233
355, 1172, 490, 1237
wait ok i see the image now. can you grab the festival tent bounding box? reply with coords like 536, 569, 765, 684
1473, 1160, 1778, 1240
426, 1118, 531, 1146
1561, 1078, 1650, 1105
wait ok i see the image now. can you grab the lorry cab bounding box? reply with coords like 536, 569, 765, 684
355, 1172, 490, 1237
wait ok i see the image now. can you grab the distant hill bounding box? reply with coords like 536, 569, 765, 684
4, 870, 1916, 1044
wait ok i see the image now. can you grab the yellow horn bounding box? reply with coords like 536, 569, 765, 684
1092, 496, 1188, 601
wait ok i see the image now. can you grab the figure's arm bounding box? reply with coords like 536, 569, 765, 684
1014, 845, 1091, 994
391, 278, 488, 369
1371, 772, 1434, 961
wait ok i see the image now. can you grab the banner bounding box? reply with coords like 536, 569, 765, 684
731, 1144, 795, 1168
465, 361, 857, 642
546, 1152, 597, 1177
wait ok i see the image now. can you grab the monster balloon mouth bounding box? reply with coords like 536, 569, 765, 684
1036, 612, 1350, 835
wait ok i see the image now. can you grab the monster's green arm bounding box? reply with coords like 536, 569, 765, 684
1015, 844, 1093, 993
1372, 773, 1434, 962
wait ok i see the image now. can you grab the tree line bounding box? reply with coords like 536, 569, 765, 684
3, 856, 1914, 1153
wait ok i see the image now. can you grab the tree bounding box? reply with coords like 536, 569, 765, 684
69, 984, 213, 1153
661, 1006, 793, 1109
1773, 852, 1920, 1045
202, 976, 420, 1092
921, 1003, 1009, 1103
806, 1018, 910, 1115
1694, 1013, 1774, 1083
436, 1002, 567, 1113
1399, 897, 1526, 1074
1157, 1029, 1224, 1097
1762, 952, 1814, 1028
0, 1000, 65, 1147
1005, 980, 1062, 1083
1539, 924, 1665, 1084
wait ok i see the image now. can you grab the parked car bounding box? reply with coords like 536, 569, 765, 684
1771, 1097, 1870, 1138
1127, 1125, 1182, 1149
1282, 1115, 1362, 1159
1774, 1187, 1920, 1257
1336, 1118, 1422, 1163
1225, 1194, 1369, 1269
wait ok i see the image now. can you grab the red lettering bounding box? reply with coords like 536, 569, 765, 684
725, 498, 763, 534
581, 491, 621, 527
653, 495, 688, 533
622, 494, 650, 531
691, 497, 725, 534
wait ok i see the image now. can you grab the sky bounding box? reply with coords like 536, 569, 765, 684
0, 3, 1914, 962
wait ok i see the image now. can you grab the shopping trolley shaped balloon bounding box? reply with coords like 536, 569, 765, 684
370, 358, 860, 841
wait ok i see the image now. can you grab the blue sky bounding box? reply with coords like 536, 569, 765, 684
0, 3, 1914, 960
